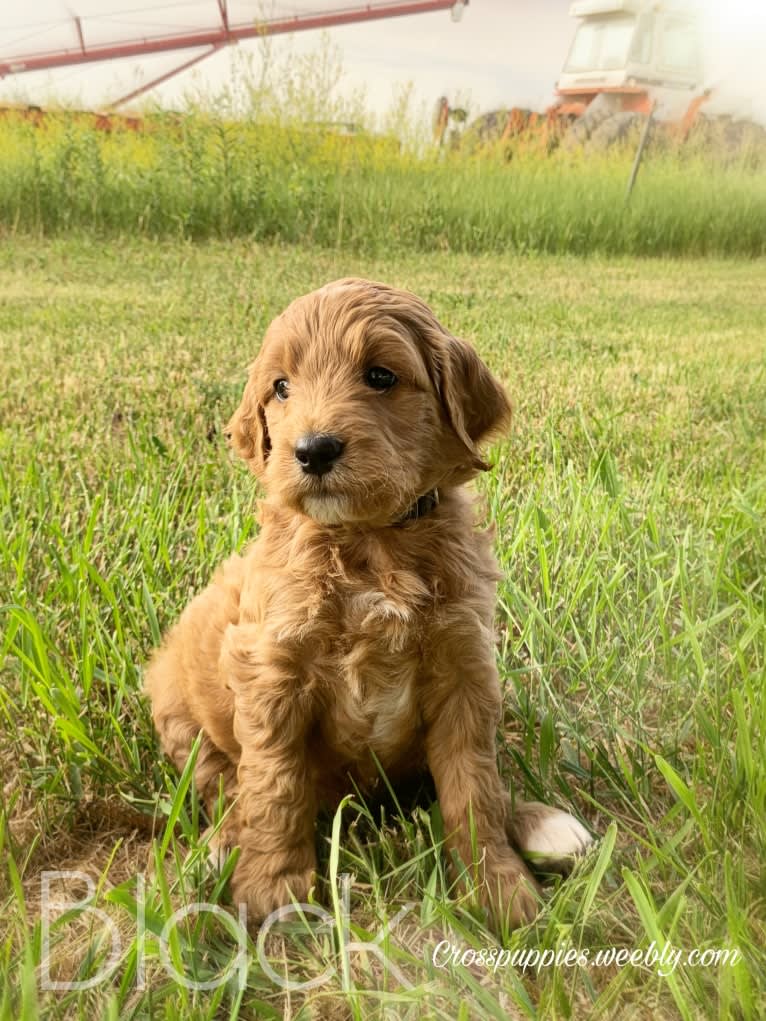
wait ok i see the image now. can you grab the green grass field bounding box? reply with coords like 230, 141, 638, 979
1, 237, 764, 1020
1, 109, 765, 257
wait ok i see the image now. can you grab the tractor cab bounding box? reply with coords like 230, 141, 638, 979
557, 0, 703, 111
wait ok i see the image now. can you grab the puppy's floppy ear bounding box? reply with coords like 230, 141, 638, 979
442, 335, 512, 457
402, 295, 511, 472
438, 333, 512, 472
224, 366, 271, 475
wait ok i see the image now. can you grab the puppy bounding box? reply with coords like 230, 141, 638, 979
145, 278, 591, 930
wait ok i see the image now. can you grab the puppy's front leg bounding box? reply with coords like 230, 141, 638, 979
424, 622, 539, 929
223, 627, 317, 922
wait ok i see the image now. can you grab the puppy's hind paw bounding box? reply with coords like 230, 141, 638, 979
507, 801, 594, 873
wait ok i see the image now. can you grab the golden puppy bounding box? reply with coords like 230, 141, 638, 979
145, 278, 591, 929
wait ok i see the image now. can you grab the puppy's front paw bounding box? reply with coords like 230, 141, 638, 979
230, 851, 315, 924
482, 854, 541, 930
202, 820, 239, 872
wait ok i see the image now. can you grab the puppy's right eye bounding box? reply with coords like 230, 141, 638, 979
274, 379, 290, 402
365, 367, 398, 391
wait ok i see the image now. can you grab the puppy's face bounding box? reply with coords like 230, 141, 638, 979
227, 279, 511, 526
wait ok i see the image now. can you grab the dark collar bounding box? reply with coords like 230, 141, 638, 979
395, 488, 439, 525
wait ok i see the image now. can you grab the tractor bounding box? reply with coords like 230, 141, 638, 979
554, 0, 707, 149
436, 0, 727, 153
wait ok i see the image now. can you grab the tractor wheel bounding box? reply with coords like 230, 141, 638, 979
586, 111, 647, 152
560, 92, 621, 150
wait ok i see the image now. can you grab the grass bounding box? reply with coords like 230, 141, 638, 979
0, 236, 764, 1019
0, 107, 765, 256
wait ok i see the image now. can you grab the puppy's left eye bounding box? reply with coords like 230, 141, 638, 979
365, 367, 398, 391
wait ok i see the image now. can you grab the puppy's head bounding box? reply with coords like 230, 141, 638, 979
226, 279, 511, 526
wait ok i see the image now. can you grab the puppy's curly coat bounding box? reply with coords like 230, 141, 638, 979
145, 278, 590, 929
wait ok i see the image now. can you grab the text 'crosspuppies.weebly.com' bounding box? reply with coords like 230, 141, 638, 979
431, 939, 741, 978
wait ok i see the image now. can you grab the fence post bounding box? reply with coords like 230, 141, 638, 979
625, 102, 656, 202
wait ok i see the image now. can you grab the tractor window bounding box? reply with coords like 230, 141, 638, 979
600, 18, 635, 70
565, 16, 636, 73
629, 14, 653, 65
660, 17, 699, 72
566, 22, 599, 72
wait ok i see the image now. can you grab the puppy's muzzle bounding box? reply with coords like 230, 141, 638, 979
294, 433, 345, 477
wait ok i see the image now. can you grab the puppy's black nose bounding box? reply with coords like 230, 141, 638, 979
294, 433, 345, 476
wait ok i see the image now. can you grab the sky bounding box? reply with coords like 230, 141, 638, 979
0, 1, 765, 124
